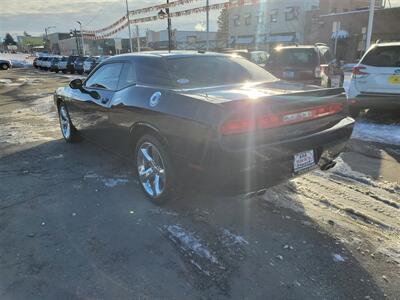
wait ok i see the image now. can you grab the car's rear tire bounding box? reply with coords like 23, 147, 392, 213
1, 63, 9, 70
62, 70, 67, 74
135, 134, 176, 205
58, 102, 79, 143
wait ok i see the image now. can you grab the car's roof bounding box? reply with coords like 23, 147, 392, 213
107, 51, 228, 61
373, 42, 400, 47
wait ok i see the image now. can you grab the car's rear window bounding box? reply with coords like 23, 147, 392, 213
166, 56, 276, 88
269, 48, 318, 67
362, 46, 400, 67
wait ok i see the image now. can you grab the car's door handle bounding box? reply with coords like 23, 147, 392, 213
101, 97, 109, 104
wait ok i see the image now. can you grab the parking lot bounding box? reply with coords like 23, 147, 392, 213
0, 67, 399, 299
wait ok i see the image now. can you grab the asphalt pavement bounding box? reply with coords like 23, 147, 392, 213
0, 68, 399, 300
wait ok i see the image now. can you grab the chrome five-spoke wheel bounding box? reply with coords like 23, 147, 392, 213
59, 105, 71, 140
58, 103, 78, 142
137, 141, 166, 198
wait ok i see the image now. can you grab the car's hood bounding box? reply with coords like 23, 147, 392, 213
178, 80, 322, 104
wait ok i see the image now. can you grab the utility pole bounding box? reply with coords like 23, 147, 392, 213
167, 0, 172, 52
125, 0, 133, 52
206, 0, 209, 51
334, 21, 341, 56
366, 0, 375, 51
76, 21, 86, 56
44, 26, 55, 52
136, 25, 141, 52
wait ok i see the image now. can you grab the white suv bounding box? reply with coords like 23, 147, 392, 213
348, 42, 400, 116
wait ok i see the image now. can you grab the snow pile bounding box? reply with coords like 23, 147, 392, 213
352, 121, 400, 146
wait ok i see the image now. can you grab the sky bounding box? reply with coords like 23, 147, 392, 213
0, 0, 223, 39
1, 0, 400, 40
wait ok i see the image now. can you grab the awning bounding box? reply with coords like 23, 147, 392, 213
331, 30, 349, 40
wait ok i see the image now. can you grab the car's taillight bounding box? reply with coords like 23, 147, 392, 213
352, 66, 369, 75
220, 103, 343, 135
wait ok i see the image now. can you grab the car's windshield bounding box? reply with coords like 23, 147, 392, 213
269, 48, 318, 67
166, 56, 277, 88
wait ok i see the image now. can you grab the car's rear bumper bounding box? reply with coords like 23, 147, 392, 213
350, 92, 400, 109
182, 117, 354, 191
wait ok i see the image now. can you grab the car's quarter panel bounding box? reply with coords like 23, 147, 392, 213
108, 85, 223, 166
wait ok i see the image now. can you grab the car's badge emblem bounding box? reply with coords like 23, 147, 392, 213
394, 69, 400, 75
149, 92, 161, 107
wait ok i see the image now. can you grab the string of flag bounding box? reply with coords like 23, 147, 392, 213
85, 0, 202, 34
84, 0, 261, 40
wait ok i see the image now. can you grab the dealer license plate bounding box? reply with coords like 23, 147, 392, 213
388, 75, 400, 84
294, 150, 315, 173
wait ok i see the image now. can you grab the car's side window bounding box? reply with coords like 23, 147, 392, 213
320, 47, 333, 64
118, 62, 137, 89
85, 63, 123, 90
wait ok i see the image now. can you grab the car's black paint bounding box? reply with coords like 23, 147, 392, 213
55, 51, 354, 191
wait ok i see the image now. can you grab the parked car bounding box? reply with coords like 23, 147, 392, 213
33, 57, 39, 68
266, 44, 344, 88
36, 57, 46, 69
57, 56, 69, 74
83, 56, 110, 74
73, 56, 89, 75
0, 59, 12, 70
347, 42, 400, 117
49, 57, 61, 72
41, 57, 53, 71
54, 51, 354, 204
219, 49, 269, 67
66, 56, 79, 74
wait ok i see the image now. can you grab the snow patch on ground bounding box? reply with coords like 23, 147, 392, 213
165, 224, 220, 265
83, 172, 129, 188
352, 122, 400, 146
332, 253, 347, 263
0, 96, 58, 144
0, 79, 12, 84
102, 178, 129, 188
221, 229, 249, 246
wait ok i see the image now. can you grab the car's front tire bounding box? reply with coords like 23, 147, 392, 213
135, 134, 176, 205
58, 103, 79, 143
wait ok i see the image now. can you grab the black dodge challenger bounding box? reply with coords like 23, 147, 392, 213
54, 51, 354, 203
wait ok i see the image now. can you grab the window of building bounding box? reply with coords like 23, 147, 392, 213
270, 9, 278, 23
244, 13, 252, 25
285, 6, 300, 21
233, 15, 240, 27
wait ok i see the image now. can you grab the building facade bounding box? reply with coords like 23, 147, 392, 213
228, 0, 319, 50
146, 30, 219, 50
306, 7, 400, 62
47, 33, 70, 54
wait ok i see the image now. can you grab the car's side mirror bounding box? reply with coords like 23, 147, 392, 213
69, 78, 83, 89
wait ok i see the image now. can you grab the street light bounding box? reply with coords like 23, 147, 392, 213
76, 21, 86, 56
158, 0, 172, 52
125, 0, 133, 52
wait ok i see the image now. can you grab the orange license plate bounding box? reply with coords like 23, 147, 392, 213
388, 75, 400, 84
